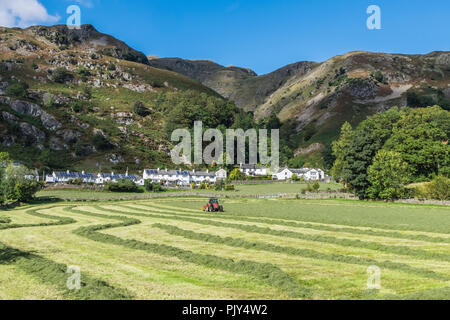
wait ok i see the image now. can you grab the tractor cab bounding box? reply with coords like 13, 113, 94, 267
203, 198, 224, 212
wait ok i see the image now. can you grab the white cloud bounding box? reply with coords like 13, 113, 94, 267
0, 0, 60, 28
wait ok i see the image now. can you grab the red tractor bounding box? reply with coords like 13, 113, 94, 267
203, 198, 224, 212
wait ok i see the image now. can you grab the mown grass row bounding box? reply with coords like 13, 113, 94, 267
112, 204, 450, 263
91, 205, 450, 282
145, 200, 450, 234
152, 223, 450, 282
0, 207, 75, 230
0, 216, 12, 223
136, 203, 450, 244
66, 206, 312, 298
0, 206, 133, 299
0, 241, 132, 299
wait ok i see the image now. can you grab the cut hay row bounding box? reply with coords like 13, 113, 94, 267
0, 207, 75, 230
150, 223, 449, 282
149, 199, 450, 234
0, 241, 132, 300
0, 207, 133, 299
1, 199, 448, 300
66, 207, 312, 298
89, 205, 450, 282
131, 203, 450, 244
106, 204, 450, 263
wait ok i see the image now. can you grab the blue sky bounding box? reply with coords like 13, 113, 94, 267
14, 1, 450, 74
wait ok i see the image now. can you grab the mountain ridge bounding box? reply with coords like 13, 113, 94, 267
149, 50, 450, 164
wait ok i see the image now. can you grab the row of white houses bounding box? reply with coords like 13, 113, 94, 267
46, 168, 228, 186
45, 167, 327, 186
143, 168, 228, 186
45, 171, 145, 185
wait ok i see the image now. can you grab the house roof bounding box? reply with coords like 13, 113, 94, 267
54, 172, 95, 179
145, 169, 190, 176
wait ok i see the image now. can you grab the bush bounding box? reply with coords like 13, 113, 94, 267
105, 179, 139, 193
225, 184, 235, 191
416, 176, 450, 200
144, 180, 164, 193
215, 179, 225, 191
133, 101, 150, 117
1, 163, 42, 203
92, 133, 112, 150
52, 68, 73, 83
5, 81, 29, 98
71, 101, 84, 113
14, 180, 43, 202
312, 181, 320, 192
77, 67, 90, 81
43, 93, 56, 108
107, 63, 116, 71
371, 70, 385, 83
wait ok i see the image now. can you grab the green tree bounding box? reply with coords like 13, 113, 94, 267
1, 164, 42, 203
92, 134, 112, 150
417, 176, 450, 200
265, 112, 281, 130
0, 152, 10, 163
312, 181, 320, 192
291, 173, 299, 181
5, 81, 29, 98
52, 68, 73, 83
383, 106, 450, 181
367, 150, 410, 200
330, 122, 353, 185
14, 180, 43, 202
342, 108, 403, 198
229, 168, 244, 181
133, 101, 151, 117
105, 179, 139, 193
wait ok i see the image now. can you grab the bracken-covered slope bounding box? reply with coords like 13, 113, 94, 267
149, 51, 450, 164
0, 25, 220, 172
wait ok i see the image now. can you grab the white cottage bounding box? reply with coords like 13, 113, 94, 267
215, 169, 227, 180
240, 164, 268, 176
272, 168, 293, 180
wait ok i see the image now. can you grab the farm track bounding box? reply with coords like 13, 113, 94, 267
0, 199, 449, 299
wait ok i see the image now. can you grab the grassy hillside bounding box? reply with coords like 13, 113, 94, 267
0, 25, 226, 172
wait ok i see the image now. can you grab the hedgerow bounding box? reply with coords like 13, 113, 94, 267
66, 207, 311, 298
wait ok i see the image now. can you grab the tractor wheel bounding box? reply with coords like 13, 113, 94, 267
219, 206, 223, 212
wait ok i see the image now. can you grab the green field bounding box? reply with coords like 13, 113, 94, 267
36, 182, 344, 201
0, 198, 449, 300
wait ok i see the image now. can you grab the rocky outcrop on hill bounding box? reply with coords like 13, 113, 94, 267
26, 24, 149, 65
0, 97, 62, 130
